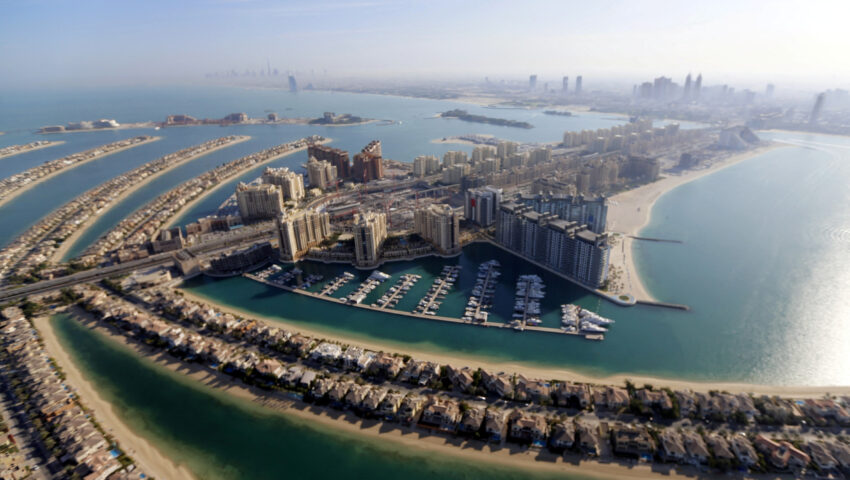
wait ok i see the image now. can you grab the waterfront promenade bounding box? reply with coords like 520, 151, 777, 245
0, 136, 160, 209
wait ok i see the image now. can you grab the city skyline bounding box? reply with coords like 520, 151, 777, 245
2, 0, 850, 90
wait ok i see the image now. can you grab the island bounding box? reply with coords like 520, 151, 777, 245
439, 109, 533, 129
544, 110, 573, 117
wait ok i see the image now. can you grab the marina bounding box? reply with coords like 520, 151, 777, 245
242, 267, 593, 337
414, 265, 460, 316
346, 270, 391, 305
319, 271, 356, 296
463, 260, 500, 323
512, 274, 545, 330
375, 273, 421, 309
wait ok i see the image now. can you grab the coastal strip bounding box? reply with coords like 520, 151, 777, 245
53, 285, 850, 480
0, 136, 249, 283
83, 136, 328, 260
51, 135, 251, 263
0, 140, 65, 160
47, 313, 690, 480
177, 288, 850, 398
0, 136, 160, 209
33, 316, 196, 480
607, 142, 786, 302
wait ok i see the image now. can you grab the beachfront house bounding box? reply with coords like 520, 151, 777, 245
681, 430, 710, 465
458, 406, 485, 435
508, 411, 548, 445
549, 421, 576, 451
729, 435, 758, 467
484, 409, 507, 442
377, 392, 405, 420
553, 382, 590, 409
420, 397, 461, 432
399, 395, 425, 424
611, 424, 655, 459
658, 429, 686, 463
481, 370, 513, 398
576, 422, 600, 456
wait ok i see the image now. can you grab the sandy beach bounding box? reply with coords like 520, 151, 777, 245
179, 288, 849, 397
606, 143, 786, 302
52, 312, 733, 480
50, 135, 251, 263
33, 315, 196, 480
165, 139, 330, 228
0, 136, 161, 210
0, 140, 65, 160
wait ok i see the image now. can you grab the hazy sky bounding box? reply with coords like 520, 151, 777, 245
2, 0, 849, 89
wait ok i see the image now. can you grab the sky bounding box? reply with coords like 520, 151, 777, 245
1, 0, 849, 90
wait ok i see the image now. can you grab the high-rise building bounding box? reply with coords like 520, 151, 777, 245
236, 183, 284, 222
352, 140, 383, 183
562, 76, 569, 93
414, 204, 460, 253
464, 186, 502, 226
810, 93, 825, 125
529, 74, 538, 91
575, 76, 583, 95
288, 74, 298, 92
496, 202, 610, 287
694, 74, 702, 100
442, 150, 468, 167
308, 144, 350, 178
261, 167, 305, 202
441, 164, 470, 185
515, 193, 608, 234
413, 155, 441, 177
471, 146, 496, 164
765, 83, 775, 98
352, 211, 387, 266
306, 157, 338, 190
496, 141, 518, 161
277, 209, 332, 260
683, 73, 692, 100
528, 147, 552, 165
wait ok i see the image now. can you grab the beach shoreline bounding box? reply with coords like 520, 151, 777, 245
33, 315, 196, 480
0, 136, 161, 210
53, 311, 723, 480
178, 288, 850, 396
51, 135, 251, 263
606, 142, 786, 302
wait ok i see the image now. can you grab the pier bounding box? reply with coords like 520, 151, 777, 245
244, 272, 596, 338
629, 236, 683, 244
636, 300, 691, 311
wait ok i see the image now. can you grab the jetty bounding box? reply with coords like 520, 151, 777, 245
415, 265, 460, 315
244, 271, 594, 338
463, 260, 499, 323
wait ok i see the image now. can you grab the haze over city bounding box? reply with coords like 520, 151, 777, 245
2, 0, 850, 90
2, 2, 850, 480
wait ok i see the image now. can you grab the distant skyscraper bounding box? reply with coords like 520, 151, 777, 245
261, 167, 305, 202
694, 74, 702, 100
562, 76, 569, 94
529, 74, 538, 91
353, 211, 387, 266
810, 93, 825, 125
288, 74, 298, 92
575, 76, 583, 95
683, 73, 692, 100
765, 84, 775, 98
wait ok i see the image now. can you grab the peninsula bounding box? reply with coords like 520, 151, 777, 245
0, 136, 160, 209
0, 140, 65, 160
440, 109, 534, 129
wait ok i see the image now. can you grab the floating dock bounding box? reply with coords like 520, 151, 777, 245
244, 272, 600, 338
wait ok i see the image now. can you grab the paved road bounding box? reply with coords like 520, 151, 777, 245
0, 227, 275, 302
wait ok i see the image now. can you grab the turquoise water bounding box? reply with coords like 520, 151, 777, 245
0, 86, 647, 250
51, 314, 588, 480
183, 138, 850, 386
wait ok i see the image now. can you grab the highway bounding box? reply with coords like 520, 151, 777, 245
0, 227, 275, 302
